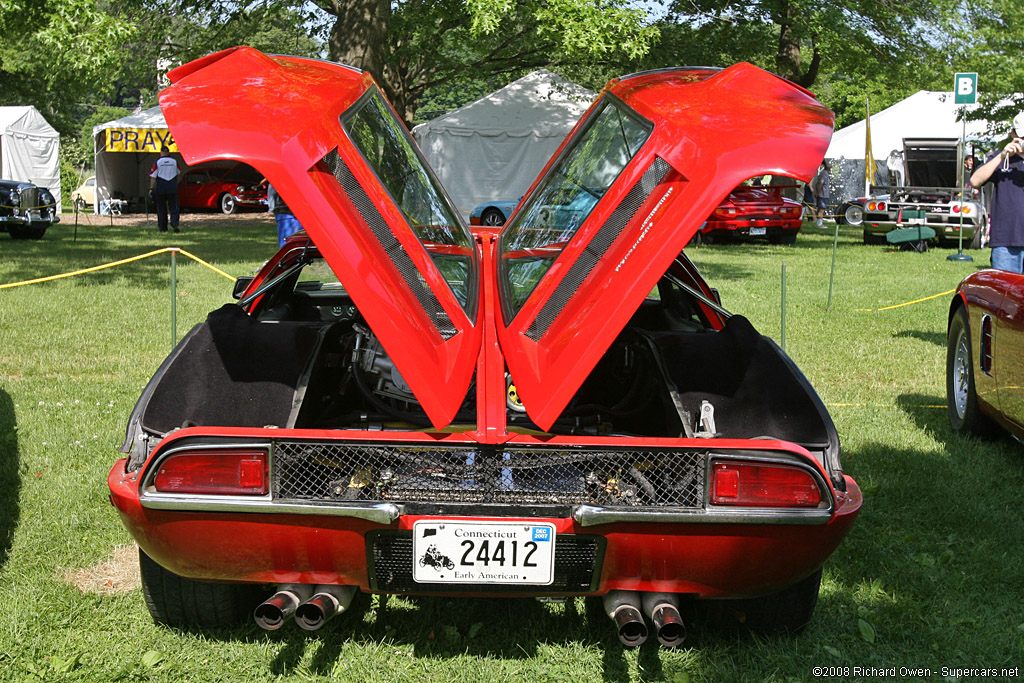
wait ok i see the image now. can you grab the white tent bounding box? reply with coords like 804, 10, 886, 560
0, 106, 61, 206
824, 91, 1002, 202
92, 106, 179, 213
826, 91, 996, 161
413, 70, 595, 214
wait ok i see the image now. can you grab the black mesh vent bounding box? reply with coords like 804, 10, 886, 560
272, 441, 706, 508
322, 148, 457, 340
368, 531, 602, 593
525, 157, 673, 342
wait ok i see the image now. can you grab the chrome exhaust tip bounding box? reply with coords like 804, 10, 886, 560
641, 592, 686, 648
603, 590, 648, 647
295, 585, 357, 631
253, 584, 313, 631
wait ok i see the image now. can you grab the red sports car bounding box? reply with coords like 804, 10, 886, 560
698, 184, 804, 244
947, 269, 1024, 439
177, 162, 267, 214
109, 47, 860, 647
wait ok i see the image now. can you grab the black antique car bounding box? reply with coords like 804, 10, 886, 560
0, 179, 59, 239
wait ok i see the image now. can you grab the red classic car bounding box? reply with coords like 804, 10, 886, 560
947, 269, 1024, 438
109, 47, 860, 647
697, 184, 803, 244
178, 162, 267, 214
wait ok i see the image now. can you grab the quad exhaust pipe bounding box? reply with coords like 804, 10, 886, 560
603, 591, 648, 647
641, 592, 685, 648
254, 584, 313, 631
603, 591, 686, 648
254, 584, 357, 631
295, 585, 357, 631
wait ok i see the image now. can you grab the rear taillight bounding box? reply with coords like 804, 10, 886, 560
710, 461, 821, 507
153, 449, 268, 495
713, 207, 737, 218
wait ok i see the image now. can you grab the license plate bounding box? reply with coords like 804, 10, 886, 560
750, 226, 767, 236
412, 520, 556, 585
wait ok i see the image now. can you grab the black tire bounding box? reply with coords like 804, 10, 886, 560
480, 208, 506, 227
26, 225, 47, 240
219, 193, 236, 215
840, 203, 864, 227
770, 232, 797, 245
708, 568, 822, 635
139, 549, 265, 628
946, 306, 996, 436
862, 230, 885, 245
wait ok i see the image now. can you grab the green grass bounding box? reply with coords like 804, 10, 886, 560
1, 218, 1022, 681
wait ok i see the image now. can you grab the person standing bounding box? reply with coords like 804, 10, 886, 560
149, 145, 180, 233
971, 112, 1024, 273
267, 184, 302, 246
811, 161, 831, 227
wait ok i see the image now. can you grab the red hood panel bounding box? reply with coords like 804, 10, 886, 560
497, 64, 834, 430
161, 47, 480, 429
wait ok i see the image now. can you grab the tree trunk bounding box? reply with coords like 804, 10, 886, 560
774, 0, 820, 88
326, 0, 391, 84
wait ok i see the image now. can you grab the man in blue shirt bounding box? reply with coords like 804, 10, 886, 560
971, 112, 1024, 272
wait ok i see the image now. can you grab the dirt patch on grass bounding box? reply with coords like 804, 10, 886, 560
61, 545, 141, 595
63, 209, 273, 229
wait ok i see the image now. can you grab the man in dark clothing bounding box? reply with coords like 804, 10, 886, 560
149, 145, 181, 233
971, 112, 1024, 272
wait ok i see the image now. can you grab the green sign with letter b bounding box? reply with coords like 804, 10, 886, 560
954, 72, 978, 104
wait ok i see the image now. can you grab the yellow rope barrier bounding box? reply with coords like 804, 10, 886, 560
857, 289, 956, 312
0, 247, 236, 290
178, 249, 236, 281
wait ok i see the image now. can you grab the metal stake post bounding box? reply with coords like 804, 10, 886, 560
170, 248, 178, 349
781, 259, 787, 352
949, 116, 974, 262
827, 221, 839, 311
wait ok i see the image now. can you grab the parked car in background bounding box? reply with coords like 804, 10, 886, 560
178, 162, 267, 214
109, 47, 859, 647
697, 184, 803, 244
469, 198, 519, 227
0, 178, 59, 239
71, 176, 96, 210
947, 269, 1024, 439
842, 139, 985, 246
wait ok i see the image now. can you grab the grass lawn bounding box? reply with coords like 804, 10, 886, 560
0, 216, 1021, 682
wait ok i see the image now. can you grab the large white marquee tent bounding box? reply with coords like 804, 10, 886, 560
0, 106, 61, 206
413, 70, 595, 215
826, 91, 996, 162
824, 91, 1003, 202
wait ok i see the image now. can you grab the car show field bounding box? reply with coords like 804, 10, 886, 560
0, 217, 1020, 681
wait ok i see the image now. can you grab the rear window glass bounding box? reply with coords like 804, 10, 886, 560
498, 97, 651, 319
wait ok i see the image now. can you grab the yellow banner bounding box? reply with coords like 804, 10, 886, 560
105, 128, 178, 153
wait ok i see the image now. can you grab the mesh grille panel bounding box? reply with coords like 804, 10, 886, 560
273, 441, 705, 508
369, 531, 601, 593
322, 149, 456, 340
525, 157, 672, 341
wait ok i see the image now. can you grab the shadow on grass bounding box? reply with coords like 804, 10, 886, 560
814, 396, 1024, 661
893, 329, 947, 347
0, 388, 20, 572
0, 220, 277, 291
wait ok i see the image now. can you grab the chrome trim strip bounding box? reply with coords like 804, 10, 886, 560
139, 496, 401, 524
573, 505, 831, 527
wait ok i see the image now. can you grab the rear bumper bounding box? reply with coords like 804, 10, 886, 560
109, 457, 860, 598
702, 218, 800, 239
